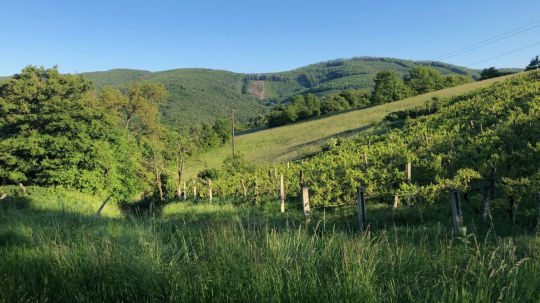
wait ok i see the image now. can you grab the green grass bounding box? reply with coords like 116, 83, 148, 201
185, 73, 519, 179
0, 187, 539, 302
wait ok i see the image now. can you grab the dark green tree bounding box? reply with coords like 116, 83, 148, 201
0, 66, 138, 197
526, 55, 540, 71
371, 71, 411, 104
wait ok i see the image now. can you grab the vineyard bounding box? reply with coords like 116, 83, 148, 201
186, 72, 540, 228
184, 73, 518, 179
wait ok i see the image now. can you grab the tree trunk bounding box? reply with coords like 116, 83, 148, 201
509, 196, 517, 225
450, 189, 464, 234
155, 169, 164, 201
241, 179, 247, 197
176, 145, 185, 199
392, 192, 399, 210
480, 185, 491, 224
279, 174, 285, 213
254, 177, 259, 206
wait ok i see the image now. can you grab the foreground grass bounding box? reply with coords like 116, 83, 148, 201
185, 74, 519, 179
0, 188, 539, 302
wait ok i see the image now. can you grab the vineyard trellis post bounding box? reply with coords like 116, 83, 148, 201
183, 182, 187, 201
254, 177, 259, 206
208, 179, 213, 203
241, 179, 247, 197
193, 179, 197, 200
302, 185, 311, 217
481, 185, 491, 224
536, 192, 540, 229
450, 189, 464, 234
406, 160, 412, 205
356, 186, 367, 231
279, 174, 285, 213
95, 195, 111, 218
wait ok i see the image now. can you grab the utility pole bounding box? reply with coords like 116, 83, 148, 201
231, 109, 236, 158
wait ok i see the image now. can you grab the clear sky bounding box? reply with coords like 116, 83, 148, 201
1, 0, 539, 75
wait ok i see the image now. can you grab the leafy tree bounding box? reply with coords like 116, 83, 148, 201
480, 67, 503, 80
113, 81, 168, 133
405, 67, 444, 94
371, 71, 411, 104
525, 55, 540, 71
0, 66, 138, 198
212, 118, 232, 144
321, 94, 349, 113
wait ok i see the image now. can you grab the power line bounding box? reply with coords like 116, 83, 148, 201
466, 41, 540, 67
433, 19, 540, 61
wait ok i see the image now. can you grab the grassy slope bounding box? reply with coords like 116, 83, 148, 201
185, 73, 519, 179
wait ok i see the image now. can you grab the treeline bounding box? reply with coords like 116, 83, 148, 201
194, 72, 540, 226
258, 66, 472, 128
0, 66, 229, 203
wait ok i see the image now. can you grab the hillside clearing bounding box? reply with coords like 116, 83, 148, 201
185, 73, 519, 179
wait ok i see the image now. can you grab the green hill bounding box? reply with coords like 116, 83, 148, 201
184, 73, 519, 179
81, 57, 482, 129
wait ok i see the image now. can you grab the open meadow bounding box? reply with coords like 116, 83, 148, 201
0, 186, 539, 302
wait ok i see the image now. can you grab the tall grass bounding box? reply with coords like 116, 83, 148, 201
0, 189, 539, 302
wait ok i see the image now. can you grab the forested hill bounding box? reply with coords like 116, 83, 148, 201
81, 57, 483, 129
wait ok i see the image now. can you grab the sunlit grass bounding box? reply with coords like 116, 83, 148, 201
0, 187, 538, 302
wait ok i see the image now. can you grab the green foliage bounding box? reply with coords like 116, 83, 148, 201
371, 70, 412, 104
82, 58, 481, 129
202, 72, 540, 223
0, 67, 139, 199
525, 55, 540, 71
479, 67, 516, 80
185, 73, 520, 180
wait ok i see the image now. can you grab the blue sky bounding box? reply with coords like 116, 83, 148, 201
1, 0, 539, 75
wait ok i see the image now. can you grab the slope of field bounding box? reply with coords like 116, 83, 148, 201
185, 73, 519, 179
81, 57, 484, 128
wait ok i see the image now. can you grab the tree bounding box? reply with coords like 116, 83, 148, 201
405, 67, 444, 94
0, 66, 137, 197
212, 118, 232, 144
480, 67, 502, 80
121, 82, 167, 133
371, 71, 411, 104
526, 55, 540, 71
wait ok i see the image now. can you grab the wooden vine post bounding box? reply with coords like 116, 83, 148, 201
302, 185, 311, 217
208, 179, 213, 203
536, 192, 540, 229
406, 160, 412, 205
480, 185, 491, 224
18, 183, 27, 194
300, 171, 311, 217
95, 195, 111, 218
254, 177, 259, 206
279, 174, 285, 213
356, 186, 367, 231
193, 180, 197, 200
241, 179, 247, 197
449, 189, 465, 235
392, 193, 399, 210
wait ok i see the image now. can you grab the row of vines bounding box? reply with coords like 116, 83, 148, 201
187, 72, 540, 225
